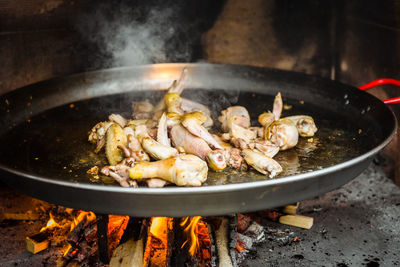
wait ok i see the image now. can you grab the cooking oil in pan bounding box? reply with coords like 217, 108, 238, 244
0, 90, 378, 186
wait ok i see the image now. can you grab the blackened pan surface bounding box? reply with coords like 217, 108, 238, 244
0, 64, 396, 216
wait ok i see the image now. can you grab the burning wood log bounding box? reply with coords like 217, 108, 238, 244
110, 217, 145, 267
174, 216, 214, 267
143, 217, 174, 267
26, 213, 64, 254
61, 212, 98, 266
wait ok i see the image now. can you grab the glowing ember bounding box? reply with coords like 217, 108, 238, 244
236, 245, 245, 252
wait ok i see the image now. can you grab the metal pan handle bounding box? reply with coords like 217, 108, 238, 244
359, 78, 400, 105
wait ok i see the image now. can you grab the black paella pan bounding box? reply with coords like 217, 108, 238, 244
0, 63, 396, 217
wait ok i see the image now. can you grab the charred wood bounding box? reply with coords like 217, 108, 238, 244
143, 217, 173, 267
96, 214, 109, 264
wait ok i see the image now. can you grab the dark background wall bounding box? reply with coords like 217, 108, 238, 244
0, 0, 224, 94
1, 0, 400, 92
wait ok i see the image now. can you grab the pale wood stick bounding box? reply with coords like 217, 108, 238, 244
279, 214, 313, 229
0, 211, 39, 221
26, 230, 51, 254
110, 239, 144, 267
282, 202, 299, 215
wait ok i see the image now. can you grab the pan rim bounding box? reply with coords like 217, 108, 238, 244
0, 63, 397, 195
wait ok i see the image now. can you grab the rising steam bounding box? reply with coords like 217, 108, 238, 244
78, 3, 191, 67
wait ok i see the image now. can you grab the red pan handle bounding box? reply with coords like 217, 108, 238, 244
359, 78, 400, 105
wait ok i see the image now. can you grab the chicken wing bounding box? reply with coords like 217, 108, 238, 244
157, 112, 171, 146
105, 124, 127, 165
135, 124, 178, 160
242, 149, 282, 178
181, 112, 222, 149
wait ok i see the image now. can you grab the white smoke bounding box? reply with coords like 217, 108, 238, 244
79, 4, 189, 67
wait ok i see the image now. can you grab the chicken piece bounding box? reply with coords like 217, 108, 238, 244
101, 165, 137, 188
242, 149, 282, 178
170, 125, 226, 171
127, 119, 148, 127
211, 134, 232, 149
220, 133, 231, 142
218, 106, 251, 132
229, 136, 279, 158
181, 98, 213, 128
88, 121, 113, 153
129, 154, 208, 187
258, 112, 275, 127
157, 113, 171, 146
230, 122, 257, 144
167, 67, 188, 95
124, 127, 150, 162
181, 112, 222, 149
273, 92, 283, 120
141, 136, 178, 160
145, 120, 158, 139
257, 92, 282, 127
230, 138, 250, 150
254, 139, 280, 158
207, 150, 228, 171
135, 123, 177, 160
250, 127, 265, 138
105, 124, 127, 165
153, 68, 188, 115
221, 147, 247, 170
265, 119, 299, 151
210, 134, 248, 170
181, 98, 211, 115
284, 115, 318, 137
117, 144, 131, 158
109, 114, 128, 128
166, 112, 182, 128
146, 178, 168, 188
132, 100, 154, 119
165, 93, 184, 114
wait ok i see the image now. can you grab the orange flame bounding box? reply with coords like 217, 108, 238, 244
40, 213, 59, 232
69, 211, 96, 232
180, 216, 205, 256
63, 244, 72, 257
